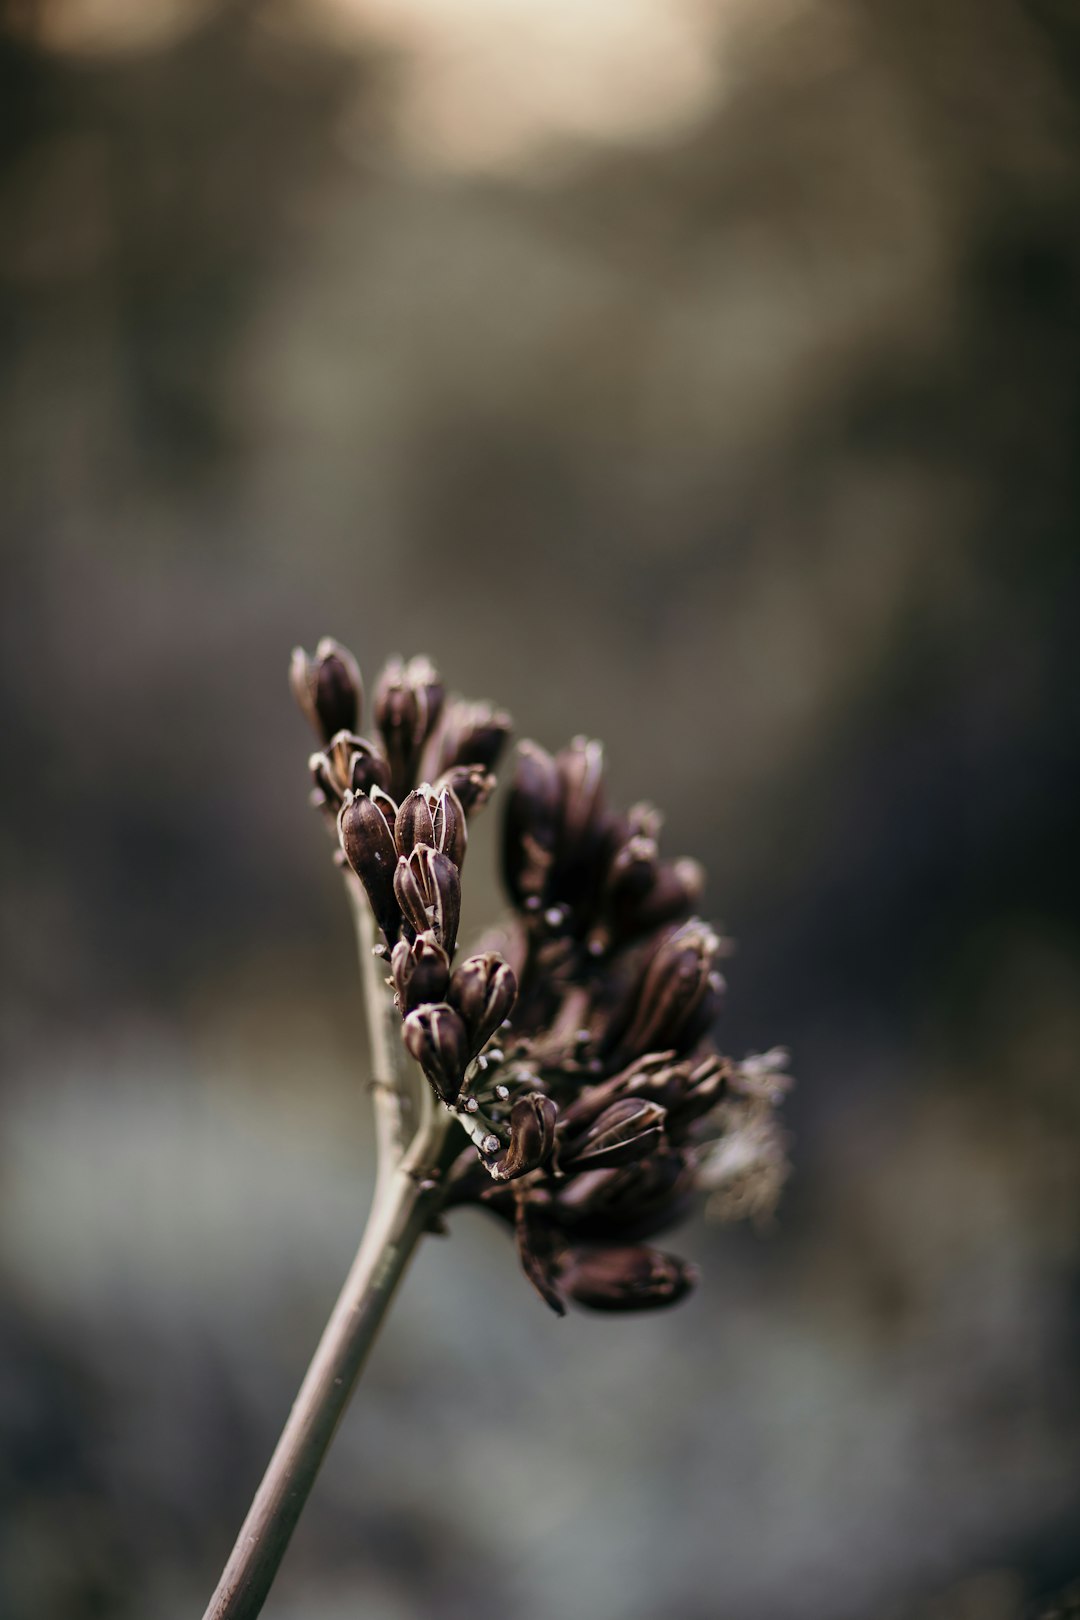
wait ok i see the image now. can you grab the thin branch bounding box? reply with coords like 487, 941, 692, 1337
200, 1111, 449, 1620
346, 872, 412, 1175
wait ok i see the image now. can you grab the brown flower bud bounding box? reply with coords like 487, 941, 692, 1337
616, 920, 721, 1059
310, 732, 391, 809
391, 931, 451, 1012
290, 639, 363, 743
338, 790, 401, 942
393, 845, 461, 955
448, 953, 518, 1059
559, 1246, 697, 1312
489, 1094, 558, 1182
563, 1097, 666, 1171
373, 656, 445, 798
402, 1003, 470, 1104
434, 765, 495, 819
502, 741, 561, 909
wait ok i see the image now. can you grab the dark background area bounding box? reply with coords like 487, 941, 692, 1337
2, 1, 1080, 1616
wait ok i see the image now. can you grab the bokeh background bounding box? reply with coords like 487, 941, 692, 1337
3, 1, 1080, 1616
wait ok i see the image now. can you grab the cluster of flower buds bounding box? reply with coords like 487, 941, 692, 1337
293, 639, 791, 1315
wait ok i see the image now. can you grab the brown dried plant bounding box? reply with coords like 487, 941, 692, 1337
202, 639, 792, 1619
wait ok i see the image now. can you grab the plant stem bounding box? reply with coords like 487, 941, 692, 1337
200, 1114, 448, 1620
201, 881, 448, 1620
346, 873, 411, 1180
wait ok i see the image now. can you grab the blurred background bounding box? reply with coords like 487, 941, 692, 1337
2, 0, 1080, 1616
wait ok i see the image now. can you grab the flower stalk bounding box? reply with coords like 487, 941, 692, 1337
199, 635, 792, 1619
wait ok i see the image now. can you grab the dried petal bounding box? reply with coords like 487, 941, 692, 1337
615, 920, 722, 1059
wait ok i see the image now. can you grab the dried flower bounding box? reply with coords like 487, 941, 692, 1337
294, 640, 792, 1315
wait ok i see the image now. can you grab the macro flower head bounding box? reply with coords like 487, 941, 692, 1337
294, 639, 791, 1315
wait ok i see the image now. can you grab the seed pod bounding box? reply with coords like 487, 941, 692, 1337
434, 765, 495, 819
394, 787, 436, 856
421, 698, 512, 781
448, 953, 518, 1059
515, 1197, 565, 1316
391, 931, 451, 1013
290, 639, 363, 743
556, 736, 606, 851
402, 1003, 470, 1104
562, 1098, 666, 1171
398, 784, 467, 869
310, 733, 391, 809
338, 790, 401, 942
559, 1246, 697, 1312
502, 741, 562, 909
616, 920, 721, 1059
374, 656, 445, 798
489, 1094, 558, 1182
393, 845, 461, 955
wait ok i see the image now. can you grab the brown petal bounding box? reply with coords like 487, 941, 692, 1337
338, 790, 401, 942
290, 639, 363, 743
402, 1003, 469, 1104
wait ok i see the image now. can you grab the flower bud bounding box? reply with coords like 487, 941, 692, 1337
448, 952, 518, 1059
391, 931, 451, 1013
502, 741, 561, 909
489, 1093, 558, 1182
290, 639, 363, 743
402, 1003, 470, 1104
393, 845, 461, 955
562, 1098, 666, 1170
374, 656, 444, 798
337, 790, 401, 942
559, 1246, 697, 1312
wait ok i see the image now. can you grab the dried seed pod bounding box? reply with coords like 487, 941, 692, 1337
434, 764, 495, 819
391, 931, 451, 1013
310, 732, 391, 809
515, 1196, 565, 1316
421, 699, 512, 780
562, 1098, 666, 1171
338, 790, 401, 942
393, 845, 461, 956
374, 656, 445, 798
556, 735, 606, 851
489, 1094, 558, 1182
290, 638, 363, 743
402, 1003, 470, 1104
394, 788, 436, 856
559, 1246, 697, 1312
615, 920, 721, 1059
503, 741, 562, 909
448, 953, 518, 1059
